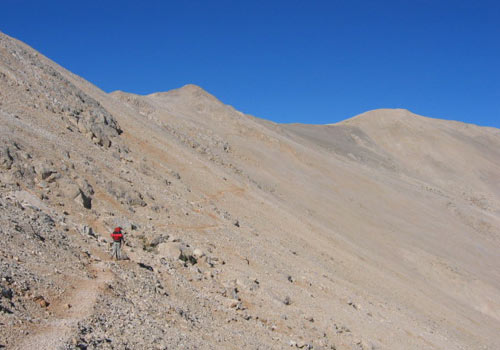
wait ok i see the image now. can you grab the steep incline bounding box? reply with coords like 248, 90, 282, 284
111, 86, 500, 348
1, 31, 499, 350
341, 109, 500, 197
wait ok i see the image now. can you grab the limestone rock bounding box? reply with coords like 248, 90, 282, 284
193, 248, 205, 259
157, 242, 198, 264
157, 242, 183, 261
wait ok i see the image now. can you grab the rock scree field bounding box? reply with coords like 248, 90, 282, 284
1, 31, 500, 350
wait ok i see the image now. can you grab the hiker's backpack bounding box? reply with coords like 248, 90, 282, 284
111, 227, 123, 242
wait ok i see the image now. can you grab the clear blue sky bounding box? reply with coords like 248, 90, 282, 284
2, 0, 499, 127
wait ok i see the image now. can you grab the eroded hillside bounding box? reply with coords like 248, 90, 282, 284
1, 31, 499, 350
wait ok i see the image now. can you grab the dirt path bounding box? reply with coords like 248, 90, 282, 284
13, 262, 114, 350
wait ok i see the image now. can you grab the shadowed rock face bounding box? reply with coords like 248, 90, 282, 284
281, 123, 398, 170
1, 31, 500, 350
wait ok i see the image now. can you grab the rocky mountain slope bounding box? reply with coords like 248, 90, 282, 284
1, 31, 499, 350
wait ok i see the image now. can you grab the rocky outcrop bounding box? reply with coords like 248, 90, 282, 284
0, 33, 121, 148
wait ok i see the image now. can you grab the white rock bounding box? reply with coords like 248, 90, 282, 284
157, 242, 182, 261
193, 248, 204, 259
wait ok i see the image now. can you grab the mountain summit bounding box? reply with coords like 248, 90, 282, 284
1, 31, 499, 350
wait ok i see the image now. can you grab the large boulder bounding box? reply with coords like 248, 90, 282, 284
158, 242, 183, 261
58, 180, 80, 199
157, 242, 197, 264
57, 177, 94, 209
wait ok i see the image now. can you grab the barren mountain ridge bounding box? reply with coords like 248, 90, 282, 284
1, 31, 499, 350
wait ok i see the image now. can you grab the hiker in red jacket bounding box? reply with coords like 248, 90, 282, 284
110, 227, 124, 260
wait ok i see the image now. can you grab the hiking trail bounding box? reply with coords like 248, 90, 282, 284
13, 261, 114, 350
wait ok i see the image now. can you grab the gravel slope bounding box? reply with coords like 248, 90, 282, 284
1, 31, 499, 350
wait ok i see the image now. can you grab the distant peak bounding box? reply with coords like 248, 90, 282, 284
174, 84, 214, 97
335, 108, 421, 126
178, 84, 206, 93
354, 108, 414, 119
148, 84, 220, 103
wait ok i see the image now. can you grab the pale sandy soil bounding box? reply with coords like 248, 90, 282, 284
1, 31, 499, 350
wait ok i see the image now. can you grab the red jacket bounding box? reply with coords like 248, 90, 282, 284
111, 232, 123, 242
